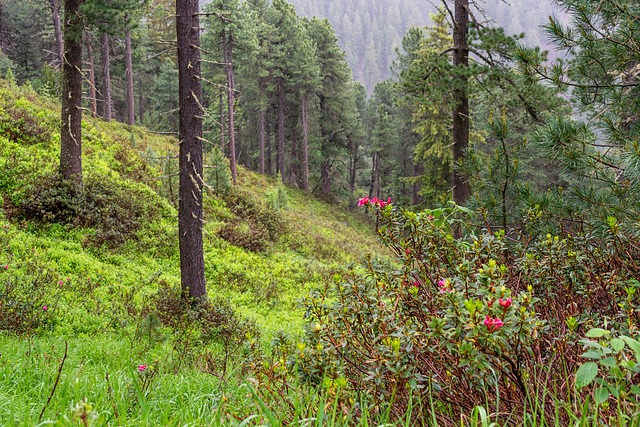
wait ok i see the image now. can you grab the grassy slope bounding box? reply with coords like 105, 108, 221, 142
0, 80, 387, 425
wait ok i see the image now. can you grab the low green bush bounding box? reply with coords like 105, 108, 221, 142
250, 199, 640, 424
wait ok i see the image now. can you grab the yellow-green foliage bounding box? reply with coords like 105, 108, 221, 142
0, 78, 386, 336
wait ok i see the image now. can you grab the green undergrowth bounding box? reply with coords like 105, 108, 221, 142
0, 80, 390, 423
0, 79, 385, 335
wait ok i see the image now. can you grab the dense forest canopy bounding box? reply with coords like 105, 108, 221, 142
285, 0, 562, 92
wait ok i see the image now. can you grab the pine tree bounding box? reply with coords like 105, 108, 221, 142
60, 0, 84, 185
515, 0, 640, 237
176, 0, 206, 301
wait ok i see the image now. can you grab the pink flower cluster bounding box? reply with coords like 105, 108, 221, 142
484, 316, 503, 331
357, 197, 392, 207
137, 364, 148, 372
438, 280, 453, 293
498, 298, 512, 309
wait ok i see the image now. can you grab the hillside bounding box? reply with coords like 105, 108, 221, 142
287, 0, 562, 93
0, 79, 386, 334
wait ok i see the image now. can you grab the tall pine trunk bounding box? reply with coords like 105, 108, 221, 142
60, 0, 83, 185
48, 0, 64, 68
125, 14, 134, 126
100, 31, 112, 121
223, 35, 237, 185
278, 82, 285, 183
85, 31, 97, 118
452, 0, 470, 206
302, 93, 309, 194
258, 83, 265, 175
176, 0, 206, 301
219, 90, 225, 153
266, 113, 272, 175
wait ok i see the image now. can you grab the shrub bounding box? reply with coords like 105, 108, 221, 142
0, 224, 60, 334
0, 88, 54, 146
216, 189, 285, 252
151, 283, 260, 374
250, 199, 640, 424
15, 174, 167, 248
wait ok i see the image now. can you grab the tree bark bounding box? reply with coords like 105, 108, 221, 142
125, 14, 135, 126
100, 31, 112, 121
219, 90, 225, 154
176, 0, 206, 301
223, 34, 237, 186
278, 81, 286, 183
60, 0, 83, 185
48, 0, 64, 69
0, 2, 5, 54
321, 157, 332, 195
85, 31, 97, 118
349, 139, 357, 195
302, 93, 309, 194
452, 0, 470, 206
258, 83, 265, 175
266, 112, 272, 175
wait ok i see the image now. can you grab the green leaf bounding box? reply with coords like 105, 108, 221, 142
610, 338, 625, 353
585, 328, 609, 338
621, 336, 640, 355
575, 362, 598, 388
594, 387, 610, 405
580, 350, 602, 359
599, 356, 618, 368
630, 385, 640, 395
607, 385, 620, 398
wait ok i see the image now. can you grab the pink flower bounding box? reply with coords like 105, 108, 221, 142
427, 215, 435, 220
42, 306, 48, 311
484, 316, 503, 331
2, 266, 7, 270
357, 197, 370, 206
58, 280, 63, 285
411, 281, 419, 287
438, 280, 452, 293
405, 248, 411, 254
498, 298, 513, 309
137, 364, 148, 372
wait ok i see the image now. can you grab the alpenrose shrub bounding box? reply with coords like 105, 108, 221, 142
251, 199, 640, 424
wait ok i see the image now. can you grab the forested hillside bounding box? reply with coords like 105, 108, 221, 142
288, 0, 561, 92
3, 0, 640, 423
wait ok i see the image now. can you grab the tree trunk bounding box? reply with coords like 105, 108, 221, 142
100, 31, 112, 122
452, 0, 470, 206
48, 0, 64, 68
321, 157, 332, 195
413, 162, 424, 205
0, 2, 5, 54
139, 91, 143, 123
223, 34, 237, 186
125, 15, 135, 126
302, 93, 309, 194
278, 81, 285, 183
290, 131, 299, 186
266, 113, 272, 175
85, 31, 97, 118
258, 84, 265, 175
219, 90, 225, 154
60, 0, 83, 185
349, 141, 357, 195
176, 0, 206, 301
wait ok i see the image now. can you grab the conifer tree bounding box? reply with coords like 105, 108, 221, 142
60, 0, 84, 185
176, 0, 206, 300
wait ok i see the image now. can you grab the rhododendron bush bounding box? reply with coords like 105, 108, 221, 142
253, 200, 640, 424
